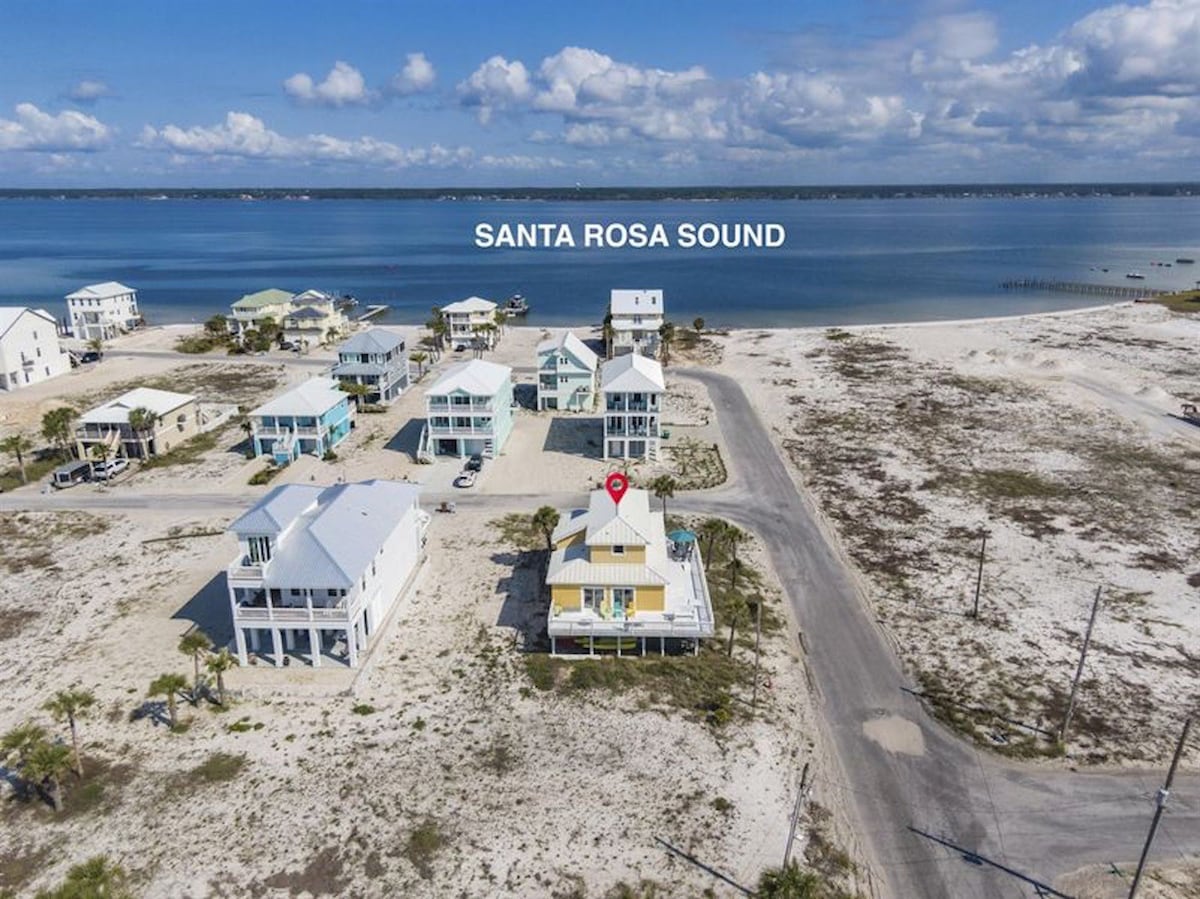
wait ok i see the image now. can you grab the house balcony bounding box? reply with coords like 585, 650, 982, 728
426, 423, 496, 437
232, 601, 353, 623
605, 399, 658, 412
427, 399, 494, 413
227, 562, 265, 583
605, 426, 657, 437
254, 425, 322, 439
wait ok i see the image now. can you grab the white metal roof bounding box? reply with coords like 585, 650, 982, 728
66, 281, 136, 300
338, 329, 405, 355
609, 289, 663, 317
546, 493, 671, 586
551, 488, 655, 547
426, 359, 511, 397
0, 307, 56, 340
251, 377, 348, 418
231, 480, 422, 588
441, 296, 497, 314
291, 289, 335, 305
79, 387, 196, 424
229, 484, 324, 536
536, 331, 599, 372
600, 353, 665, 392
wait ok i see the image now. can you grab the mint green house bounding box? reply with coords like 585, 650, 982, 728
537, 331, 599, 412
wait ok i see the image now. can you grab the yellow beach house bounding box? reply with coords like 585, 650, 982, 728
545, 486, 714, 656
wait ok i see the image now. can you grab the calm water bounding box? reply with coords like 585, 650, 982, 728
0, 197, 1197, 327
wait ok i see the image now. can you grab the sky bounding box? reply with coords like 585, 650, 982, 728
0, 0, 1197, 186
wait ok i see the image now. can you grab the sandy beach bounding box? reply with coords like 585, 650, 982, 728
1, 301, 1197, 897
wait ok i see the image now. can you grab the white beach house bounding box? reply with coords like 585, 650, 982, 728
536, 331, 599, 412
229, 288, 294, 337
601, 354, 665, 461
332, 329, 410, 405
225, 480, 430, 668
75, 387, 200, 459
441, 296, 498, 350
248, 377, 354, 465
419, 359, 514, 459
608, 289, 664, 358
66, 282, 141, 340
0, 307, 70, 391
546, 486, 714, 655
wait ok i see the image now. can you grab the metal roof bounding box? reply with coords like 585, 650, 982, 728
229, 484, 324, 535
441, 296, 496, 314
600, 354, 665, 392
66, 281, 136, 300
338, 329, 406, 355
546, 497, 671, 586
536, 331, 599, 372
425, 359, 511, 397
0, 307, 56, 340
251, 377, 348, 418
551, 488, 655, 547
231, 288, 293, 310
79, 387, 196, 424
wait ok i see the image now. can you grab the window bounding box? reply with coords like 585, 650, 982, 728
582, 587, 604, 612
290, 589, 301, 596
248, 535, 273, 563
611, 545, 625, 556
327, 589, 338, 597
559, 376, 569, 384
32, 330, 37, 340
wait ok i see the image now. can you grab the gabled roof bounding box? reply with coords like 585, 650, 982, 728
537, 331, 598, 372
232, 288, 294, 310
286, 307, 328, 321
441, 296, 497, 314
251, 377, 348, 418
600, 353, 665, 392
229, 484, 324, 536
0, 307, 57, 340
66, 282, 136, 300
426, 359, 511, 397
79, 387, 196, 424
230, 480, 422, 587
551, 488, 655, 547
338, 329, 406, 355
609, 289, 663, 316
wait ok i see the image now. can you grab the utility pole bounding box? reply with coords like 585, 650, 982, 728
971, 531, 987, 618
1128, 717, 1192, 899
1060, 585, 1103, 744
751, 598, 763, 708
783, 762, 811, 867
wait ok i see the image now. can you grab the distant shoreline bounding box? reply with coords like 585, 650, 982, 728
2, 183, 1199, 201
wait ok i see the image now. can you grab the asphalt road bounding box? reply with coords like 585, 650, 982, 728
676, 368, 1199, 899
2, 369, 1196, 897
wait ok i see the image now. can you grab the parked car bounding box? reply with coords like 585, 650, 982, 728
453, 470, 477, 488
79, 351, 101, 364
91, 458, 129, 480
465, 454, 484, 472
52, 460, 93, 489
279, 341, 295, 351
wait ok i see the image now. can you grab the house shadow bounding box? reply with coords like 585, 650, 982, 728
513, 383, 538, 410
492, 550, 550, 651
172, 572, 235, 649
385, 417, 425, 461
543, 417, 603, 458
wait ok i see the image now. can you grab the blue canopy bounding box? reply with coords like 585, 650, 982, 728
668, 529, 696, 544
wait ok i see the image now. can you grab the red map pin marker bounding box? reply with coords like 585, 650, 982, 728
605, 472, 629, 506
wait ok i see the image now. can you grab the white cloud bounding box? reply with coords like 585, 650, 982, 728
68, 80, 111, 104
0, 103, 111, 152
392, 52, 436, 95
284, 61, 372, 107
457, 55, 534, 122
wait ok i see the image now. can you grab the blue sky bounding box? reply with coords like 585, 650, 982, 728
0, 0, 1196, 186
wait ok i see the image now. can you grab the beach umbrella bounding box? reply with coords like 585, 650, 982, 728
668, 529, 696, 544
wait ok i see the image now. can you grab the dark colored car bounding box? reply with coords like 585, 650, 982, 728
79, 351, 101, 363
465, 454, 484, 472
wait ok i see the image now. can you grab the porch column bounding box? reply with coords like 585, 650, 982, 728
271, 629, 284, 667
660, 636, 665, 657
616, 636, 622, 658
356, 614, 368, 650
309, 628, 321, 667
641, 638, 646, 657
550, 636, 557, 656
249, 629, 261, 652
588, 635, 594, 657
347, 627, 359, 668
235, 627, 248, 665
284, 629, 296, 651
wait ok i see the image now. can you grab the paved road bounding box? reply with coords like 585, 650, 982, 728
677, 368, 1199, 899
3, 369, 1196, 897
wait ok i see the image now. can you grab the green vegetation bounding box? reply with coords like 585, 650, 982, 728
491, 512, 542, 550
0, 454, 58, 493
248, 464, 280, 486
1147, 289, 1200, 314
43, 688, 96, 776
180, 751, 247, 786
33, 856, 132, 899
147, 673, 188, 729
351, 703, 376, 716
0, 512, 109, 574
139, 428, 223, 470
41, 407, 76, 461
403, 819, 446, 879
660, 438, 726, 489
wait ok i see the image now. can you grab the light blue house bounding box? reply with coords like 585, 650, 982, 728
418, 360, 514, 460
331, 329, 410, 405
536, 331, 599, 412
249, 377, 354, 465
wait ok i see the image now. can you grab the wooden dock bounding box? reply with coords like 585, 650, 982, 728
1000, 278, 1169, 299
355, 304, 389, 321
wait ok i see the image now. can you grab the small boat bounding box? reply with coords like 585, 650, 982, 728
335, 294, 359, 310
1177, 258, 1196, 264
1125, 272, 1145, 280
503, 294, 530, 315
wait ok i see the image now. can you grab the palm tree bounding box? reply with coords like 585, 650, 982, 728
41, 407, 76, 461
86, 336, 105, 360
724, 525, 748, 656
692, 317, 705, 333
0, 433, 34, 484
25, 740, 73, 812
2, 721, 48, 796
338, 379, 372, 411
649, 475, 678, 520
757, 862, 822, 898
697, 517, 729, 565
206, 649, 236, 706
418, 335, 440, 363
601, 312, 615, 359
46, 856, 132, 899
89, 440, 110, 470
658, 321, 677, 367
43, 689, 96, 777
493, 309, 507, 339
178, 631, 212, 704
531, 505, 561, 553
426, 307, 447, 352
127, 407, 157, 459
240, 417, 255, 458
410, 351, 428, 379
147, 673, 188, 729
